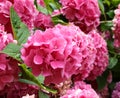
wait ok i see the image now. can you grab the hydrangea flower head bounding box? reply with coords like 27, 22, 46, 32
87, 30, 109, 80
73, 32, 96, 80
61, 81, 99, 98
0, 24, 19, 90
0, 82, 38, 98
60, 0, 101, 33
21, 24, 96, 84
112, 4, 120, 48
33, 13, 54, 31
13, 0, 38, 29
0, 0, 12, 33
112, 82, 120, 98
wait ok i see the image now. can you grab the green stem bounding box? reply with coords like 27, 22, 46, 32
100, 20, 112, 24
38, 83, 58, 94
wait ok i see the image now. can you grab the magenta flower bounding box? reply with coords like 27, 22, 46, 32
73, 32, 96, 81
0, 24, 19, 90
112, 82, 120, 98
0, 82, 38, 98
13, 0, 38, 30
14, 0, 53, 31
87, 30, 109, 80
33, 13, 54, 31
60, 0, 101, 33
112, 4, 120, 48
61, 81, 99, 98
0, 0, 12, 24
21, 24, 95, 84
0, 0, 13, 33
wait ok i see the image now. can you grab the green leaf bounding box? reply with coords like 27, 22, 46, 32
52, 14, 68, 25
19, 64, 44, 85
97, 70, 109, 90
43, 0, 61, 15
104, 0, 111, 6
10, 7, 30, 45
43, 0, 55, 15
39, 91, 49, 98
98, 0, 106, 20
107, 40, 114, 51
98, 0, 105, 14
108, 57, 118, 69
106, 10, 114, 19
19, 64, 57, 94
2, 43, 21, 62
37, 75, 45, 84
34, 0, 48, 15
100, 21, 113, 31
19, 79, 38, 86
112, 0, 120, 7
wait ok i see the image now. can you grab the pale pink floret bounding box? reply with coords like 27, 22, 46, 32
112, 4, 120, 48
22, 94, 35, 98
0, 24, 18, 90
87, 30, 109, 80
61, 81, 99, 98
21, 24, 96, 84
60, 0, 101, 33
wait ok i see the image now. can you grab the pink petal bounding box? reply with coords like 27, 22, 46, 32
34, 55, 43, 64
51, 61, 65, 69
1, 75, 14, 82
0, 64, 6, 70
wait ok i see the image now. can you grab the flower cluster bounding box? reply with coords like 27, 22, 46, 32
21, 24, 85, 84
61, 81, 99, 98
0, 24, 18, 90
112, 82, 120, 98
0, 0, 13, 33
0, 0, 53, 32
87, 30, 109, 80
60, 0, 101, 33
0, 81, 38, 98
1, 0, 119, 97
21, 24, 108, 84
112, 4, 120, 48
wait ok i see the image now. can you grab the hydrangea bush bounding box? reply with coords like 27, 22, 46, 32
0, 0, 120, 98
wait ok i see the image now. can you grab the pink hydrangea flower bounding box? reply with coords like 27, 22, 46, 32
112, 4, 120, 48
13, 0, 53, 31
13, 0, 38, 29
21, 24, 96, 84
97, 85, 109, 98
61, 81, 99, 98
0, 0, 12, 24
33, 13, 54, 31
0, 0, 53, 32
87, 30, 109, 80
72, 32, 96, 81
0, 82, 38, 98
60, 0, 101, 33
33, 0, 54, 30
0, 24, 19, 90
112, 82, 120, 98
0, 24, 13, 49
0, 0, 13, 33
